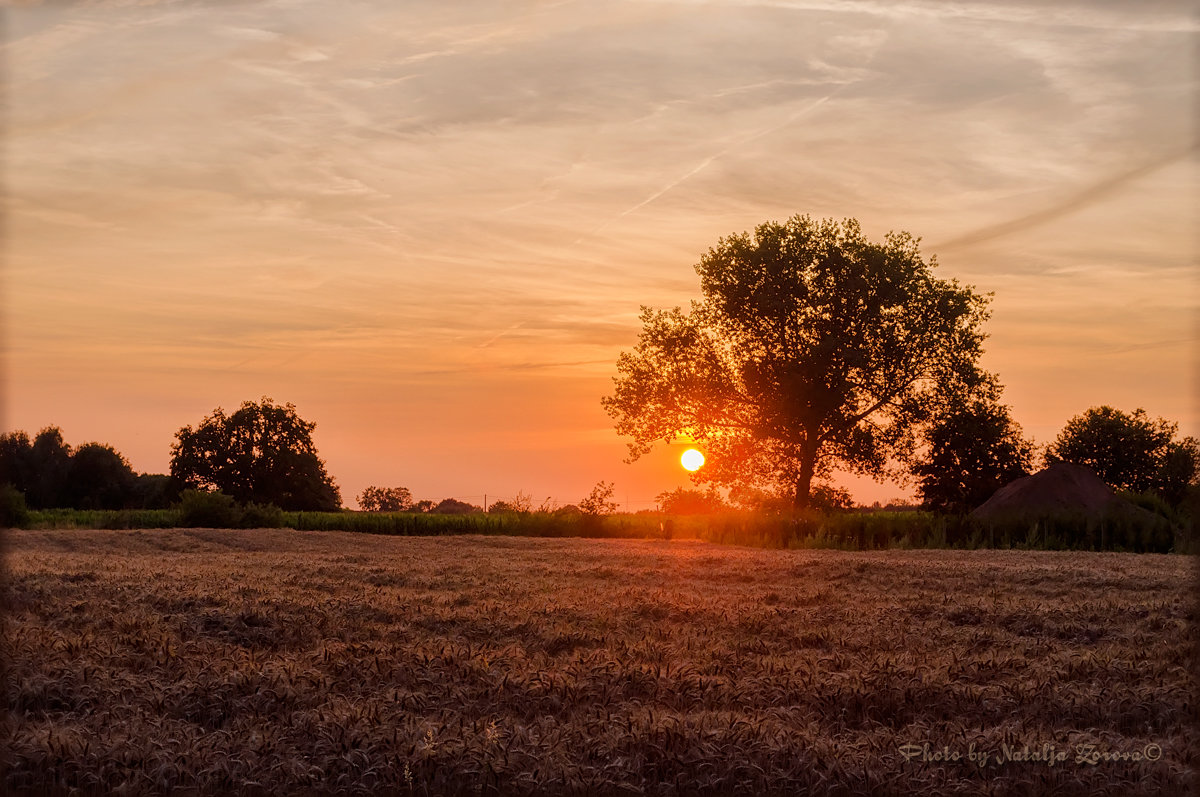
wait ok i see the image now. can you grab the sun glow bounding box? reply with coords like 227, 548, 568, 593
680, 448, 705, 472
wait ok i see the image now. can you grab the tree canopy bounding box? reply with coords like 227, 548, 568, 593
1046, 406, 1198, 506
1, 427, 170, 510
656, 487, 728, 515
603, 215, 991, 510
170, 398, 341, 511
1, 428, 72, 508
65, 443, 138, 510
357, 486, 414, 512
431, 498, 482, 514
580, 481, 618, 516
913, 394, 1033, 513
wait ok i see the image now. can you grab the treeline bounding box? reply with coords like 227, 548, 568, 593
3, 399, 1196, 554
0, 427, 176, 512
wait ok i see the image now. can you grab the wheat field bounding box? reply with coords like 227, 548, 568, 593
4, 529, 1195, 795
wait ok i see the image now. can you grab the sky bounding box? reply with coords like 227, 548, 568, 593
4, 0, 1196, 510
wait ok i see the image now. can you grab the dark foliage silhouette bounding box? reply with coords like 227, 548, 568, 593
604, 215, 991, 510
171, 397, 341, 511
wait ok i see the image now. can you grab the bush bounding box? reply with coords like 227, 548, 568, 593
240, 502, 285, 529
431, 498, 482, 515
177, 490, 242, 528
1, 484, 30, 528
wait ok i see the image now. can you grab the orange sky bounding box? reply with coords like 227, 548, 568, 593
4, 1, 1196, 509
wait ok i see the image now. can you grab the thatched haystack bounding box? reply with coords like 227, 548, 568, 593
972, 462, 1151, 523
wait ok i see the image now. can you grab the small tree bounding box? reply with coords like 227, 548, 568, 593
656, 487, 728, 514
914, 394, 1033, 513
1046, 406, 1198, 506
809, 484, 855, 512
171, 397, 341, 511
357, 486, 414, 512
580, 481, 618, 516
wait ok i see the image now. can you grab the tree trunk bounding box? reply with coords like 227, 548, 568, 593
792, 449, 816, 512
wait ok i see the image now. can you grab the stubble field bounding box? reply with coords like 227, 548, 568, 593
3, 529, 1195, 795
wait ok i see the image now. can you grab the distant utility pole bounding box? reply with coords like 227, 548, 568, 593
484, 494, 488, 512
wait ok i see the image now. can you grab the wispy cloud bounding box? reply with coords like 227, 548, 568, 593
936, 142, 1200, 251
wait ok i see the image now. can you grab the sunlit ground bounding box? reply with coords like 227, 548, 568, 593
5, 530, 1193, 795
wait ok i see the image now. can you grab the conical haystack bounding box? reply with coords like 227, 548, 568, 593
972, 462, 1141, 522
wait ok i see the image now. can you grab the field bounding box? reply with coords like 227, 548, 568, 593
4, 529, 1195, 795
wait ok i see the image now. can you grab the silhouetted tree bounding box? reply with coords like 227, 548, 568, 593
488, 491, 534, 514
358, 486, 413, 512
809, 484, 856, 512
603, 215, 991, 511
914, 395, 1033, 513
580, 481, 618, 516
132, 473, 178, 510
30, 428, 73, 508
1047, 406, 1198, 506
170, 398, 341, 511
65, 443, 138, 510
2, 428, 174, 510
0, 430, 34, 498
656, 487, 728, 514
0, 427, 73, 508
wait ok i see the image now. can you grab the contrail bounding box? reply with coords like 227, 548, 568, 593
935, 141, 1199, 252
578, 90, 842, 243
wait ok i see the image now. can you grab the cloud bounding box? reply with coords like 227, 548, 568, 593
935, 142, 1200, 251
5, 0, 1196, 504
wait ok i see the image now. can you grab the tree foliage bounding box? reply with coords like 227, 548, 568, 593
1, 427, 171, 510
357, 486, 414, 512
603, 215, 991, 510
914, 394, 1033, 513
431, 498, 482, 514
1, 428, 73, 508
1046, 406, 1198, 506
170, 398, 341, 511
656, 487, 729, 515
65, 443, 138, 510
580, 481, 618, 516
488, 491, 534, 514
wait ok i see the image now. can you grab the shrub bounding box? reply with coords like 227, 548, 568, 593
240, 502, 285, 529
1, 484, 30, 528
177, 490, 242, 528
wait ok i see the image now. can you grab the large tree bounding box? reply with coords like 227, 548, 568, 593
1046, 406, 1198, 506
171, 398, 341, 511
603, 215, 991, 510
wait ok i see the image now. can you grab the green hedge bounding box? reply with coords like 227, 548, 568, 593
10, 503, 1193, 553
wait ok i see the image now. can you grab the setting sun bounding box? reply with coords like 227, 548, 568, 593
680, 449, 705, 472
